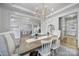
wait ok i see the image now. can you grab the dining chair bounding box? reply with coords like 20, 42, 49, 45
38, 39, 52, 56
50, 30, 61, 56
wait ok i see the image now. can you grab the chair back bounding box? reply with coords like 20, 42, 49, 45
52, 30, 61, 38
0, 32, 15, 55
40, 40, 51, 55
50, 30, 61, 49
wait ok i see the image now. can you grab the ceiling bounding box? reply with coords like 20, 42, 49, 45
0, 3, 73, 19
12, 3, 71, 15
15, 3, 71, 12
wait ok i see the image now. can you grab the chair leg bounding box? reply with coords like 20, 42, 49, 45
50, 49, 54, 56
50, 49, 57, 56
54, 49, 57, 56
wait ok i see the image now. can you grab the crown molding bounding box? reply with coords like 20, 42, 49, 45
1, 4, 40, 20
10, 4, 36, 15
11, 11, 40, 20
46, 3, 78, 18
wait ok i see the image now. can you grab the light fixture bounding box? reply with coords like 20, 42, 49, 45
34, 3, 54, 20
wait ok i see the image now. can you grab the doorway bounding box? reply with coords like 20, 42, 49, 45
59, 13, 77, 49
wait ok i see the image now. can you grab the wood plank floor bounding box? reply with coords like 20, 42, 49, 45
60, 36, 77, 49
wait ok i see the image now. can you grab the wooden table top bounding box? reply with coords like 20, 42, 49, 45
26, 35, 52, 43
16, 35, 52, 55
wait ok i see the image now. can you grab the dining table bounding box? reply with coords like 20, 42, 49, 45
17, 35, 53, 55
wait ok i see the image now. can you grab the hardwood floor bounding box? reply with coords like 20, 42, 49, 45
60, 36, 77, 49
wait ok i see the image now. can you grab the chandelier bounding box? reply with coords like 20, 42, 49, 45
34, 3, 54, 20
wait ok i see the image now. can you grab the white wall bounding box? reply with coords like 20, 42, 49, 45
41, 4, 79, 35
0, 7, 40, 33
47, 17, 59, 30
0, 7, 12, 33
0, 8, 2, 32
41, 17, 59, 34
11, 16, 40, 33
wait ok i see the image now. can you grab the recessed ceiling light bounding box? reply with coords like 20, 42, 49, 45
52, 8, 54, 11
35, 7, 38, 10
11, 18, 15, 21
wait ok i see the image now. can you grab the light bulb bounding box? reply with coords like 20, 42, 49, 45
52, 8, 54, 11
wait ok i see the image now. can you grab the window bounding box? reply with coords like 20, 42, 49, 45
10, 17, 20, 39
